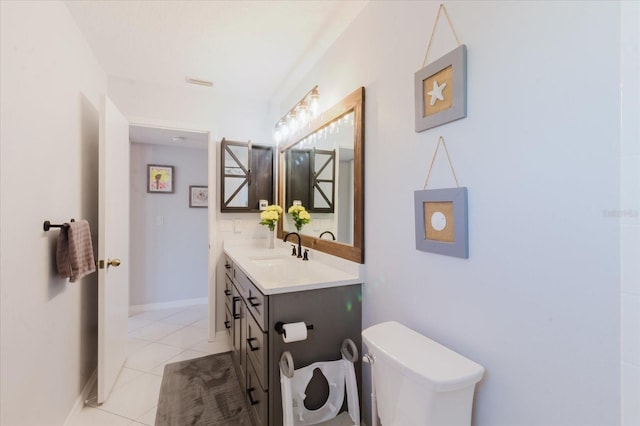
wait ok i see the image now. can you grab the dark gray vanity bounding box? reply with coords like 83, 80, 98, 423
224, 245, 362, 426
222, 86, 366, 425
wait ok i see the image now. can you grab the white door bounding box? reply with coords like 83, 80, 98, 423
97, 95, 130, 403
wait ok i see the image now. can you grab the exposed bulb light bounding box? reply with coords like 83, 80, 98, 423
287, 112, 298, 134
309, 87, 320, 117
273, 85, 320, 144
296, 102, 308, 128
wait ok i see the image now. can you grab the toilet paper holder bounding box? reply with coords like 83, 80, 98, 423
275, 321, 314, 336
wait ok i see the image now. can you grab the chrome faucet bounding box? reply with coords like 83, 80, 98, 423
283, 232, 303, 258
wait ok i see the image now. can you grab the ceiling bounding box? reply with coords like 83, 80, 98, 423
129, 125, 209, 149
65, 0, 368, 104
66, 1, 367, 147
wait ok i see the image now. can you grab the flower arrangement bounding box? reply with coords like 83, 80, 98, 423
259, 205, 282, 231
288, 205, 311, 231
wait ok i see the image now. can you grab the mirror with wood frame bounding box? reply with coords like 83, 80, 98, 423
278, 87, 364, 263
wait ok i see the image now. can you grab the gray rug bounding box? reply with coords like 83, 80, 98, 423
155, 352, 253, 426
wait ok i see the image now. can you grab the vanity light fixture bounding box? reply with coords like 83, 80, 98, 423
273, 85, 320, 144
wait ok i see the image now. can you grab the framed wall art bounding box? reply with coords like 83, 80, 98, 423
189, 185, 208, 208
415, 44, 467, 132
414, 187, 468, 258
147, 164, 174, 193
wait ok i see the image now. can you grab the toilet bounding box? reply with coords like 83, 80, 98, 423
362, 321, 484, 426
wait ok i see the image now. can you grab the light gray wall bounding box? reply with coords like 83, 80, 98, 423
129, 143, 208, 306
276, 1, 624, 425
0, 1, 106, 424
620, 2, 640, 425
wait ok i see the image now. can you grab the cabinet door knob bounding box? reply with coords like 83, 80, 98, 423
247, 296, 260, 308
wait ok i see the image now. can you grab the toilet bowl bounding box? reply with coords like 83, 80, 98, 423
362, 321, 484, 426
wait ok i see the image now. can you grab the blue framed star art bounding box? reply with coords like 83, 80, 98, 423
415, 44, 467, 132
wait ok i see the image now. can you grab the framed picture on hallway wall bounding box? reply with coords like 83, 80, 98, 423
147, 164, 174, 193
189, 185, 208, 208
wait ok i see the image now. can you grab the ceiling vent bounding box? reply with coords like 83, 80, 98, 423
185, 77, 214, 87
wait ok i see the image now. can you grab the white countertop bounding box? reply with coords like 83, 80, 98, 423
223, 240, 362, 295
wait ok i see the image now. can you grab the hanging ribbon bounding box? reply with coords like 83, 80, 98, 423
423, 136, 460, 189
422, 3, 462, 68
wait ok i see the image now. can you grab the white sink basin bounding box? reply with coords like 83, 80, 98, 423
250, 258, 286, 267
248, 254, 290, 267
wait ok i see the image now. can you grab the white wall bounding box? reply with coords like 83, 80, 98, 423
276, 1, 624, 425
0, 1, 106, 424
108, 77, 273, 332
130, 143, 209, 306
620, 2, 640, 425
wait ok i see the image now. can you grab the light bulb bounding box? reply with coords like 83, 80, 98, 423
296, 103, 308, 127
309, 87, 320, 117
287, 112, 298, 133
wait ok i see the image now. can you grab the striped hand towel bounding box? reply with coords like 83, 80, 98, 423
56, 220, 96, 282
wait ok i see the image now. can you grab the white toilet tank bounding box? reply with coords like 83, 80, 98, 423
362, 321, 484, 426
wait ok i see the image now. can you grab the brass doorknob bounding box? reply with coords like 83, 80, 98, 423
107, 258, 121, 267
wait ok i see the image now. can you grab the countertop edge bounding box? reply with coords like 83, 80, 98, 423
224, 245, 362, 295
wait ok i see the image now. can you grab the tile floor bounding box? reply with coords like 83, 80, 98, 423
67, 303, 229, 426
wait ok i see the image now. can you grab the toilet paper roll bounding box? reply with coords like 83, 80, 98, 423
282, 322, 308, 343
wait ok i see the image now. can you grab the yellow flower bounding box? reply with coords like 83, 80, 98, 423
288, 205, 306, 214
266, 205, 283, 214
259, 205, 282, 231
289, 204, 311, 230
298, 211, 310, 220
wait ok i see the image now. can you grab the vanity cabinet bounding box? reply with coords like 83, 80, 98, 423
225, 253, 362, 426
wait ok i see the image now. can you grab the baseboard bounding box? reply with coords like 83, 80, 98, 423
63, 369, 97, 426
213, 330, 232, 350
129, 297, 207, 315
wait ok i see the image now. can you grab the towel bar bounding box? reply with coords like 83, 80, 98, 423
43, 219, 75, 232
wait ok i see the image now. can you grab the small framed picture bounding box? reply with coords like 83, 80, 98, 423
189, 185, 208, 208
415, 44, 467, 132
147, 165, 174, 193
414, 187, 468, 258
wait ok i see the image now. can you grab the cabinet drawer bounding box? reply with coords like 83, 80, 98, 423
233, 266, 252, 300
224, 275, 233, 312
224, 255, 233, 280
246, 312, 268, 390
246, 361, 268, 426
246, 286, 267, 332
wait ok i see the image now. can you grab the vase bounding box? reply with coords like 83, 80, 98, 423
268, 229, 276, 249
295, 225, 302, 232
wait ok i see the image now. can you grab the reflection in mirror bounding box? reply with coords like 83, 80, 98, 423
284, 112, 354, 243
278, 87, 364, 263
